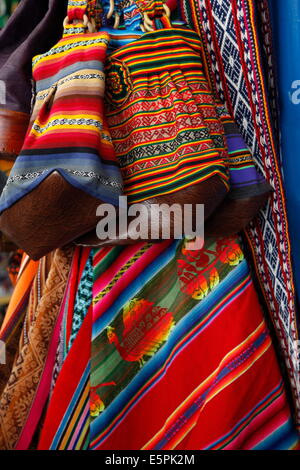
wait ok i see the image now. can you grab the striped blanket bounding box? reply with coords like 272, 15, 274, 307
34, 240, 300, 450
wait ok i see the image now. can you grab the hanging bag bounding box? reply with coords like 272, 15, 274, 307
0, 0, 123, 260
76, 0, 271, 247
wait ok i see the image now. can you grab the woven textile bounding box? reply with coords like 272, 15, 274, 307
105, 27, 230, 203
216, 105, 271, 199
179, 0, 300, 426
0, 255, 38, 399
0, 28, 123, 212
0, 247, 73, 450
36, 242, 300, 450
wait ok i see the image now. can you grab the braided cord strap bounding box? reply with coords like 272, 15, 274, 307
87, 0, 103, 30
135, 0, 171, 30
63, 0, 100, 36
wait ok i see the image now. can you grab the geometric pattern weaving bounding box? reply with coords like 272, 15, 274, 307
180, 0, 300, 427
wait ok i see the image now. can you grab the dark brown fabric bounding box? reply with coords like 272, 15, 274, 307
0, 233, 17, 252
77, 180, 271, 246
205, 192, 271, 238
0, 174, 228, 258
0, 172, 106, 260
76, 175, 228, 246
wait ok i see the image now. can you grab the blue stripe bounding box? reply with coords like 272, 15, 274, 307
36, 60, 104, 93
204, 381, 284, 449
15, 152, 104, 166
0, 167, 122, 212
253, 418, 300, 450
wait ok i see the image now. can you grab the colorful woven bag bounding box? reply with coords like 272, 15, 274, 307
77, 1, 271, 247
0, 0, 123, 259
77, 4, 232, 247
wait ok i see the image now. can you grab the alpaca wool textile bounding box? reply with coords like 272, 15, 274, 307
36, 241, 300, 450
179, 0, 300, 427
0, 29, 123, 212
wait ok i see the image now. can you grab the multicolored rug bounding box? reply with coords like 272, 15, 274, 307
179, 0, 300, 428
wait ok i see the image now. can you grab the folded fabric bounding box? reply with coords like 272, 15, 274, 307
215, 103, 272, 199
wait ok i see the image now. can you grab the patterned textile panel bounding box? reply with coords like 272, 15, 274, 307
105, 27, 230, 203
0, 248, 74, 450
255, 0, 280, 138
179, 0, 300, 427
36, 241, 300, 450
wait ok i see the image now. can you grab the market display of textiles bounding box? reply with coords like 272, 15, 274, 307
0, 0, 299, 451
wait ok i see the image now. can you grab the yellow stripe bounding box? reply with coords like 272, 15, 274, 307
29, 124, 102, 137
133, 71, 205, 88
128, 51, 200, 67
111, 30, 202, 58
75, 420, 90, 450
33, 37, 108, 69
129, 176, 228, 204
59, 381, 90, 450
125, 168, 229, 199
130, 62, 203, 76
126, 166, 225, 194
